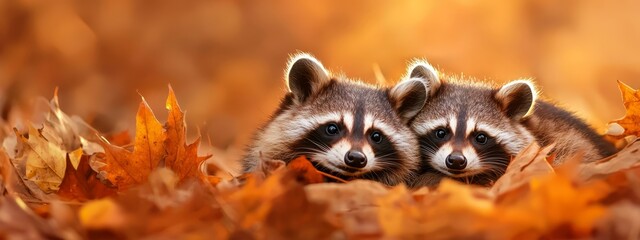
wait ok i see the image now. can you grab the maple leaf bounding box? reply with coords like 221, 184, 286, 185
94, 99, 165, 190
608, 81, 640, 138
93, 86, 211, 190
58, 154, 117, 201
164, 86, 210, 181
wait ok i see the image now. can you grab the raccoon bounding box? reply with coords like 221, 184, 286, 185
242, 53, 428, 185
404, 61, 618, 187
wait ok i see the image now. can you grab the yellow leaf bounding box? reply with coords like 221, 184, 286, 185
22, 126, 67, 192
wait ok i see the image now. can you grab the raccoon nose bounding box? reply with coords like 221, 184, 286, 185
344, 150, 367, 168
445, 152, 467, 170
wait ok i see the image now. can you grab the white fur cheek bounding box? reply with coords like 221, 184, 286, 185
326, 139, 351, 167
462, 146, 481, 171
362, 144, 376, 170
432, 143, 452, 173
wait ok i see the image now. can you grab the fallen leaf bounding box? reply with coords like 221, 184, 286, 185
491, 143, 555, 196
37, 88, 101, 152
94, 99, 165, 190
287, 156, 324, 184
608, 81, 640, 138
93, 87, 211, 190
265, 185, 338, 239
58, 155, 117, 201
164, 85, 210, 181
576, 140, 640, 181
306, 180, 389, 238
19, 126, 67, 192
0, 148, 50, 204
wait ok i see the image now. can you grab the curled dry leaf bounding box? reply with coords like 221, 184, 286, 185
491, 143, 555, 196
36, 88, 102, 153
576, 139, 640, 181
17, 126, 67, 192
0, 149, 49, 204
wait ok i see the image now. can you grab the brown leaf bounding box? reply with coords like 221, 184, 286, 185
305, 180, 389, 238
287, 156, 325, 184
491, 143, 555, 196
265, 185, 338, 239
576, 139, 640, 181
0, 148, 50, 204
58, 154, 117, 201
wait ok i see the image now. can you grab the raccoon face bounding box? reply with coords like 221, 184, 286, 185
405, 61, 537, 186
289, 109, 414, 181
248, 53, 427, 185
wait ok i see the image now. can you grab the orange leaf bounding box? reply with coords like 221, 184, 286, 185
164, 85, 210, 181
58, 155, 117, 201
608, 81, 640, 138
287, 156, 324, 184
95, 99, 166, 190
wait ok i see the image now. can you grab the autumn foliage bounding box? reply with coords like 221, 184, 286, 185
0, 82, 639, 239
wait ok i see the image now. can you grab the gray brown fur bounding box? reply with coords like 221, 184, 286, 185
405, 61, 617, 187
243, 54, 426, 186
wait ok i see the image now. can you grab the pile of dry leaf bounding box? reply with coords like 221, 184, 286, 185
0, 82, 639, 239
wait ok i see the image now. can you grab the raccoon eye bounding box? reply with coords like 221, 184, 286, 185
325, 123, 340, 135
475, 133, 488, 144
434, 129, 447, 139
370, 132, 383, 143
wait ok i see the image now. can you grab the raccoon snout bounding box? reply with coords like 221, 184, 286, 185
344, 150, 367, 168
445, 151, 467, 170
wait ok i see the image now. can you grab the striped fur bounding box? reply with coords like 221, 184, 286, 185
242, 54, 427, 186
404, 61, 617, 187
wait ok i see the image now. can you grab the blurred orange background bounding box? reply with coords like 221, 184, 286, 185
1, 0, 639, 170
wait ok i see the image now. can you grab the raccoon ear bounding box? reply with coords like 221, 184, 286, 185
389, 79, 428, 123
495, 80, 536, 120
286, 54, 330, 104
406, 61, 441, 97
